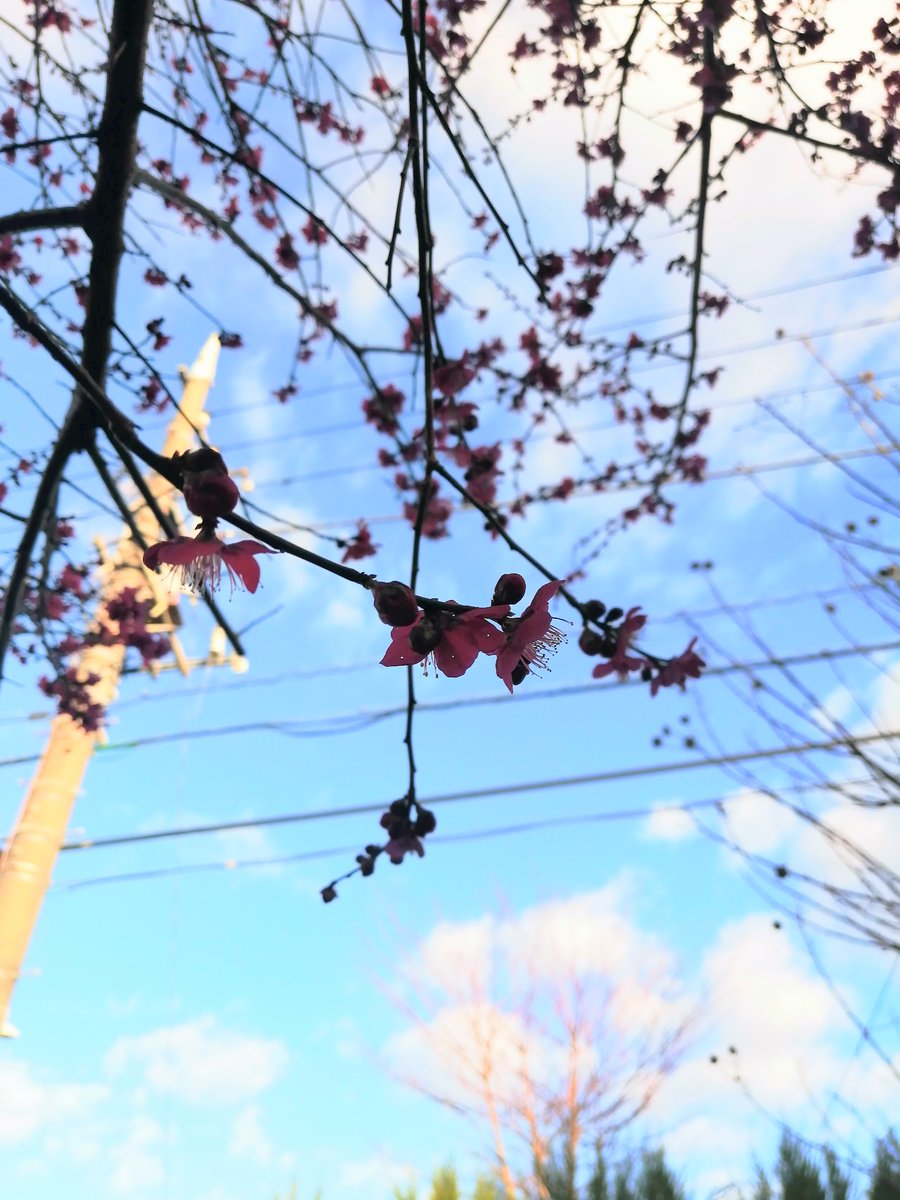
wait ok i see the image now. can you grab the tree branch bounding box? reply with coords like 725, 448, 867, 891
0, 203, 88, 237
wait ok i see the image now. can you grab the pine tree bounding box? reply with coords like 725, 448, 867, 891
613, 1158, 637, 1200
431, 1165, 462, 1200
824, 1148, 851, 1200
471, 1174, 505, 1200
752, 1165, 774, 1200
635, 1149, 686, 1200
586, 1143, 611, 1200
776, 1134, 827, 1200
869, 1134, 900, 1200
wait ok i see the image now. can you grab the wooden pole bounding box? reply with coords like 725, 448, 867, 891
0, 335, 220, 1036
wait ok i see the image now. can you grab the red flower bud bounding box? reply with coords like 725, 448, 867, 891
578, 628, 606, 656
175, 447, 240, 520
371, 580, 419, 627
492, 572, 527, 605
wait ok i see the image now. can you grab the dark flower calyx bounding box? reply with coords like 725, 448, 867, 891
511, 660, 530, 686
176, 447, 228, 474
409, 618, 443, 654
606, 606, 624, 622
321, 884, 338, 903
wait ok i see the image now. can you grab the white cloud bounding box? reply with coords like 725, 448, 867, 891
0, 1059, 108, 1146
109, 1116, 167, 1197
384, 884, 691, 1163
643, 802, 696, 842
653, 914, 848, 1141
493, 881, 676, 983
721, 789, 799, 858
338, 1148, 417, 1193
106, 1016, 288, 1106
316, 593, 367, 634
229, 1105, 275, 1166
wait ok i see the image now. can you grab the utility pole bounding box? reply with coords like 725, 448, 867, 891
0, 335, 221, 1036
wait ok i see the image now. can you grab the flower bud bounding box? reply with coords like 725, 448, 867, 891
371, 581, 419, 627
414, 807, 437, 836
492, 572, 527, 606
321, 884, 338, 903
183, 473, 240, 519
356, 853, 376, 877
177, 448, 240, 519
583, 599, 606, 621
606, 606, 624, 623
578, 628, 606, 656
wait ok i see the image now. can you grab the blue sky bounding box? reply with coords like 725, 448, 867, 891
1, 2, 899, 1198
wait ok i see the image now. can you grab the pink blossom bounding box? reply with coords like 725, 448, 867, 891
650, 637, 705, 696
384, 835, 425, 864
381, 604, 509, 678
143, 535, 274, 594
496, 580, 566, 692
592, 607, 648, 680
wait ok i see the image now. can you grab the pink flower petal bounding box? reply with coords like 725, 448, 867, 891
380, 620, 424, 667
434, 625, 482, 677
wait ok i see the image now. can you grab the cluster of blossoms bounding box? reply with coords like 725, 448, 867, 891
372, 572, 568, 693
320, 799, 438, 902
577, 600, 705, 695
142, 448, 274, 594
36, 586, 171, 731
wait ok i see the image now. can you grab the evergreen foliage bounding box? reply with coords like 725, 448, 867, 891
868, 1135, 900, 1200
302, 1128, 899, 1200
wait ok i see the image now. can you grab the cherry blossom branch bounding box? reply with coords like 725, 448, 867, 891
0, 203, 88, 236
415, 70, 546, 300
385, 140, 413, 292
80, 0, 154, 394
0, 130, 96, 156
132, 169, 391, 394
0, 423, 74, 681
87, 443, 246, 659
718, 108, 899, 170
649, 26, 716, 499
0, 0, 153, 680
138, 104, 411, 320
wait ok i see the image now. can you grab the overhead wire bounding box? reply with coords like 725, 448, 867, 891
10, 324, 900, 509
138, 260, 900, 425
0, 636, 894, 760
48, 774, 875, 893
56, 729, 899, 853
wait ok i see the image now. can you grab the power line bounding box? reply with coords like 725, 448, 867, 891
50, 773, 883, 893
13, 346, 900, 508
0, 581, 883, 726
1, 633, 895, 763
247, 441, 897, 503
140, 262, 900, 426
1, 637, 893, 763
58, 729, 898, 853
